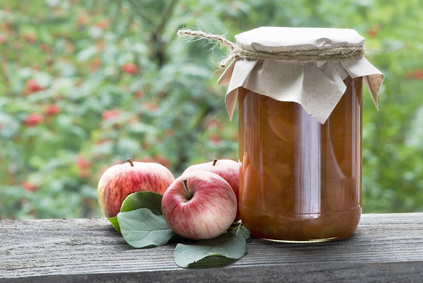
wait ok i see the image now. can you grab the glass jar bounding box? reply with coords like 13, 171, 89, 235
215, 26, 383, 242
238, 76, 362, 242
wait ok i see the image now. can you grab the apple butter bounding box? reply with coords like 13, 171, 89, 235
238, 76, 362, 242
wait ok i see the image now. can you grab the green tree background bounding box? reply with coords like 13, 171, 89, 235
1, 0, 423, 219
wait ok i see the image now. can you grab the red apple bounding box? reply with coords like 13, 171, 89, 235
161, 171, 237, 240
183, 159, 240, 220
97, 158, 175, 219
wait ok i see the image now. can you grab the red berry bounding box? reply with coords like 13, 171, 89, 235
90, 58, 102, 72
40, 44, 51, 53
209, 133, 220, 143
135, 90, 145, 98
22, 181, 37, 192
0, 34, 7, 44
45, 104, 60, 116
22, 33, 36, 43
121, 63, 138, 74
102, 109, 121, 120
76, 154, 90, 169
26, 79, 44, 93
96, 19, 110, 30
143, 102, 158, 111
413, 70, 423, 80
76, 155, 91, 179
367, 27, 379, 38
24, 113, 43, 127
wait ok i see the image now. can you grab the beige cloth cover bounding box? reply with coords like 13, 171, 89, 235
218, 27, 384, 124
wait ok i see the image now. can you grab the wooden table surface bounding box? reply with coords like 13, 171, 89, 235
1, 213, 423, 282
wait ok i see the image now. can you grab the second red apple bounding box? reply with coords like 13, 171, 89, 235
183, 158, 240, 220
161, 171, 237, 240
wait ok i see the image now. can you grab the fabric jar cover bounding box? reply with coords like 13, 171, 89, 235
218, 27, 384, 124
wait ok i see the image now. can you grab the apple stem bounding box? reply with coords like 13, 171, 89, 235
212, 159, 218, 166
183, 179, 193, 199
127, 158, 134, 167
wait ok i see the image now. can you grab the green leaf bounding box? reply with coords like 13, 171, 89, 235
107, 216, 120, 232
235, 224, 250, 240
227, 222, 250, 240
120, 191, 163, 214
109, 191, 164, 232
117, 208, 175, 248
173, 227, 248, 269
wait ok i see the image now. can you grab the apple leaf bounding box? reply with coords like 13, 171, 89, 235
173, 225, 249, 268
228, 222, 250, 240
109, 191, 164, 233
107, 216, 120, 232
120, 191, 163, 214
117, 208, 175, 248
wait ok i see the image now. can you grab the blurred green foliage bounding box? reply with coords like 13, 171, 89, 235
1, 0, 423, 219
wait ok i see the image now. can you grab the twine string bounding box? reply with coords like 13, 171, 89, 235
177, 28, 365, 68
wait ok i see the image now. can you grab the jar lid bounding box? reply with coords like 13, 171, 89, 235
218, 27, 384, 124
235, 27, 365, 54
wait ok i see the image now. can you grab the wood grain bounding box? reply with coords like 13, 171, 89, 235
1, 213, 423, 282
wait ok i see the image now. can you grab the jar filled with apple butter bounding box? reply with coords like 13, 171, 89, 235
217, 27, 384, 242
238, 77, 362, 241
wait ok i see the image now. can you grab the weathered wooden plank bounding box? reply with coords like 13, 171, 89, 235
1, 213, 423, 282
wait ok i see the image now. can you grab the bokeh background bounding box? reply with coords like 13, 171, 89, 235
1, 0, 423, 219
